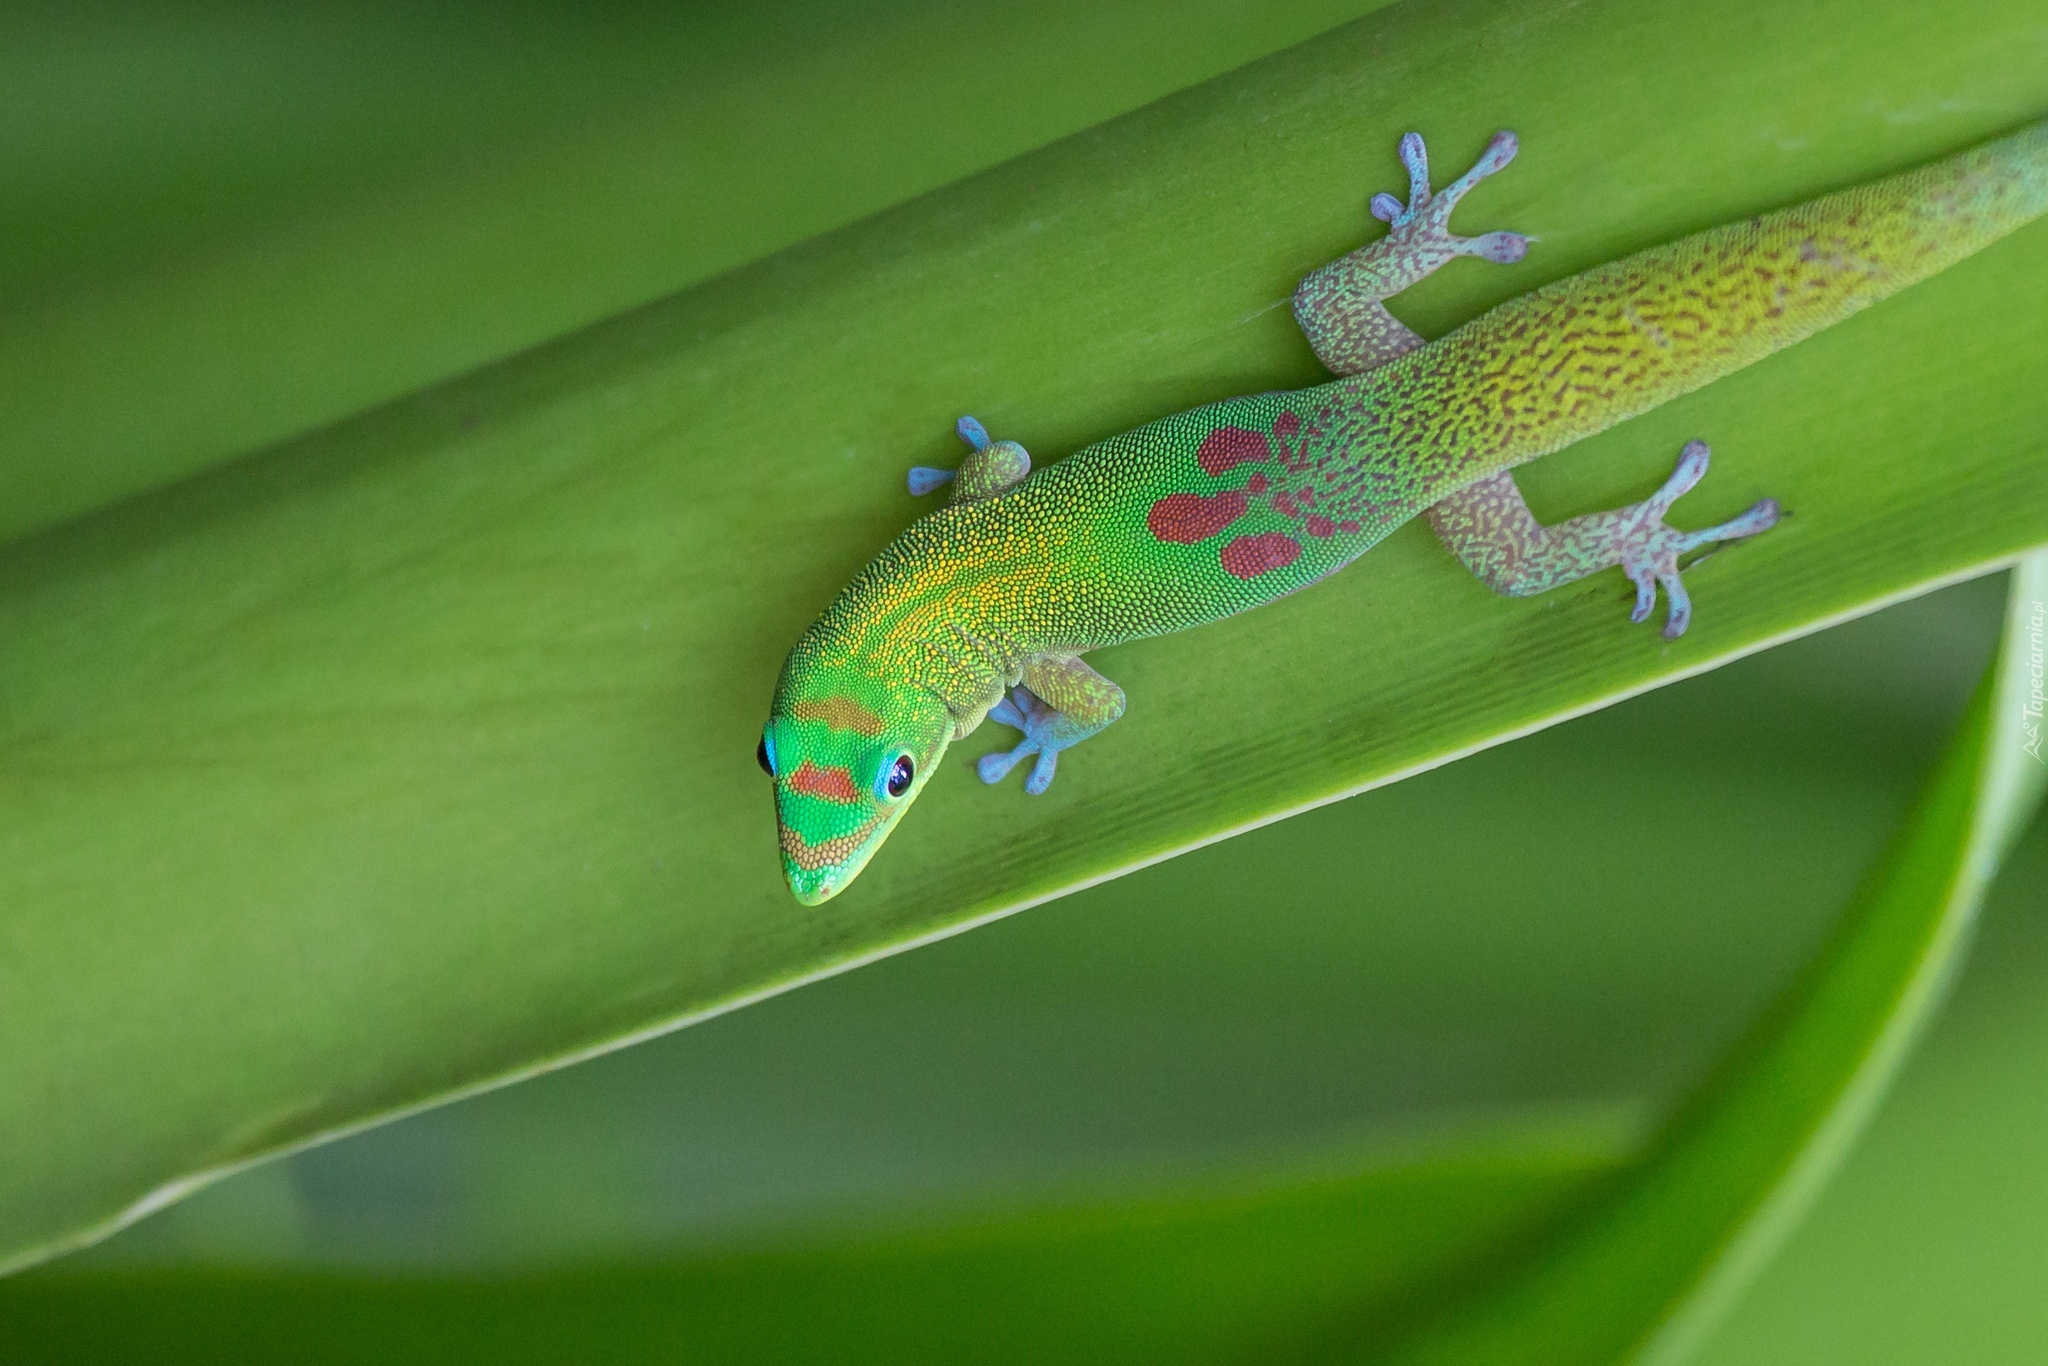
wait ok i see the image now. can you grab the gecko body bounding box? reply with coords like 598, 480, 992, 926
766, 120, 2048, 904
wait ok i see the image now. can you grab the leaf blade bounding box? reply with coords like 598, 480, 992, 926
3, 0, 2046, 1269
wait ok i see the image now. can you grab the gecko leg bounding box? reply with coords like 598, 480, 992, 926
1293, 130, 1530, 375
977, 655, 1127, 795
908, 416, 1032, 502
1428, 440, 1780, 640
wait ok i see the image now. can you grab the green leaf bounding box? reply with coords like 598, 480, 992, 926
3, 0, 2046, 1272
3, 562, 2037, 1360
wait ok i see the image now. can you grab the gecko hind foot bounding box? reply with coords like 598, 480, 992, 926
1373, 130, 1531, 264
976, 686, 1063, 795
1624, 440, 1781, 640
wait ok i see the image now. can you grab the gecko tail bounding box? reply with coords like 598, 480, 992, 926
1837, 115, 2048, 288
1634, 113, 2048, 363
1410, 113, 2048, 494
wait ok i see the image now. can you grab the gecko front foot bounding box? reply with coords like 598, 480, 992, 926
908, 416, 1032, 502
977, 686, 1067, 794
1621, 440, 1780, 639
977, 657, 1126, 795
1373, 130, 1531, 266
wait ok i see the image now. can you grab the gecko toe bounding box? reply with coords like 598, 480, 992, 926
1628, 569, 1658, 624
1461, 230, 1530, 263
1677, 498, 1781, 552
907, 466, 956, 496
979, 746, 1032, 784
1658, 571, 1693, 639
1024, 750, 1059, 795
1473, 129, 1519, 174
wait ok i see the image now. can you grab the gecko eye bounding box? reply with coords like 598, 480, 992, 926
757, 730, 777, 776
881, 753, 914, 799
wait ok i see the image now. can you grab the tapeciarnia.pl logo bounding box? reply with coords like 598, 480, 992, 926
2025, 600, 2044, 763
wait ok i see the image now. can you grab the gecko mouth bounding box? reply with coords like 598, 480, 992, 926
778, 813, 888, 903
777, 814, 884, 872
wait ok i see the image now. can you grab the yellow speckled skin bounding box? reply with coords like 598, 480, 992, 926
766, 119, 2048, 904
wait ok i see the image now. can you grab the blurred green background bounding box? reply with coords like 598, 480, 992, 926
0, 0, 1384, 544
2, 0, 2044, 1360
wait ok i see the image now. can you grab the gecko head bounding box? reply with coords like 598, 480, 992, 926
762, 664, 954, 906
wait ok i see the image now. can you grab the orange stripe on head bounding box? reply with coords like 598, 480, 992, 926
791, 695, 886, 736
787, 760, 862, 803
779, 813, 884, 871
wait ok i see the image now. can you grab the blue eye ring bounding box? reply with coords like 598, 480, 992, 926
880, 753, 914, 800
757, 728, 777, 777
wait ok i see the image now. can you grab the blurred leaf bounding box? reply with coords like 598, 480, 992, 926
1367, 552, 2048, 1362
1692, 785, 2048, 1364
0, 0, 1384, 545
3, 0, 2047, 1275
0, 1125, 1624, 1364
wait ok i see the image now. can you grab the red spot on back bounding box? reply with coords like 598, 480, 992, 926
1273, 491, 1298, 518
1245, 473, 1270, 494
1196, 426, 1271, 476
1274, 412, 1302, 438
788, 761, 861, 803
1305, 514, 1335, 538
1147, 489, 1249, 544
1220, 532, 1302, 579
1338, 519, 1361, 534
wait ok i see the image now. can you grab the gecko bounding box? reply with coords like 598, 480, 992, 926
762, 119, 2048, 905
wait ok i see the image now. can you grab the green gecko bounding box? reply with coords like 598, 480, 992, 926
763, 119, 2048, 905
